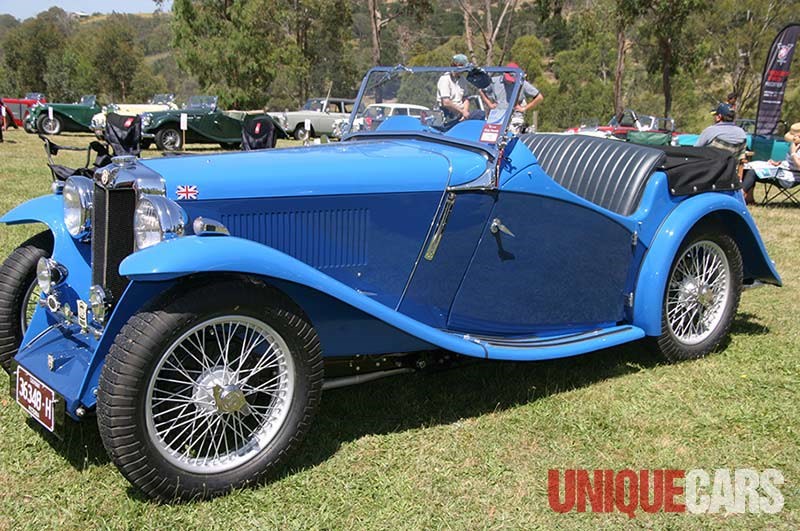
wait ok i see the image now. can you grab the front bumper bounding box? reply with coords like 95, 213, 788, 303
14, 320, 99, 420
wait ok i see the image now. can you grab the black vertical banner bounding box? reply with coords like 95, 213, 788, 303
756, 23, 800, 136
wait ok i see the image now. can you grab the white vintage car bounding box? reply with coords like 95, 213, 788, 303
90, 93, 178, 133
269, 97, 355, 139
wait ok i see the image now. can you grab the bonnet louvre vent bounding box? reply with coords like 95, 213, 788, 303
221, 209, 369, 269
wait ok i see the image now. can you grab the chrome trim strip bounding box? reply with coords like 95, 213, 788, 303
424, 192, 456, 261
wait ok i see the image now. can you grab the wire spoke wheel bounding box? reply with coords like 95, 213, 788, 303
160, 129, 181, 150
20, 280, 40, 335
145, 316, 296, 474
666, 240, 732, 346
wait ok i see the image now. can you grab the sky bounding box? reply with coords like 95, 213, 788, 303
0, 0, 173, 20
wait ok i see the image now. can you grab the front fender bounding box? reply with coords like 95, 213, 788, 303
120, 236, 486, 357
1, 194, 62, 229
633, 193, 781, 336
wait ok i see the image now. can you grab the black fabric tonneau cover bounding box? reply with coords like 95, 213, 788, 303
654, 145, 741, 196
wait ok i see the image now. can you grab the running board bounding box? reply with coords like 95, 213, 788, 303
448, 325, 646, 361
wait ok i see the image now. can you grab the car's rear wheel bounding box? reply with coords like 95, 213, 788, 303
23, 117, 35, 134
220, 142, 241, 150
36, 114, 62, 135
0, 231, 53, 373
155, 127, 182, 151
654, 230, 742, 362
97, 279, 323, 500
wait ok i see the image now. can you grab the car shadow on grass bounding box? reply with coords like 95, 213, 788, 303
729, 312, 770, 336
274, 342, 665, 481
34, 316, 763, 501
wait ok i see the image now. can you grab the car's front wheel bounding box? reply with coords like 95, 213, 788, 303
36, 114, 62, 135
0, 231, 53, 373
97, 279, 323, 500
155, 127, 182, 151
654, 230, 743, 362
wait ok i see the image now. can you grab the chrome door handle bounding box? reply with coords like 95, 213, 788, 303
490, 218, 515, 237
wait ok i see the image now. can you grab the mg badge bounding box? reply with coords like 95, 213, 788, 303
100, 169, 111, 185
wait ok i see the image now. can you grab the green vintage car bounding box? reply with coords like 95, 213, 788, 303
25, 95, 101, 135
141, 95, 287, 150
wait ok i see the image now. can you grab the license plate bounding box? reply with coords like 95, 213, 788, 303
16, 366, 58, 432
77, 300, 88, 329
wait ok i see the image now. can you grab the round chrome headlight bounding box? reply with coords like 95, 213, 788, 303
134, 195, 186, 251
63, 176, 94, 238
36, 257, 67, 295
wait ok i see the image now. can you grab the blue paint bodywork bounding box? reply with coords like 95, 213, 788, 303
1, 76, 782, 418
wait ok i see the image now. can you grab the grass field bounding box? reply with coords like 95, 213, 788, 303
0, 128, 797, 529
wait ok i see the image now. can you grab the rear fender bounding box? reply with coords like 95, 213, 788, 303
119, 236, 486, 358
633, 193, 781, 336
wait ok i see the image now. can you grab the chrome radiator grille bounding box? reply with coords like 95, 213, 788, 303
91, 183, 136, 303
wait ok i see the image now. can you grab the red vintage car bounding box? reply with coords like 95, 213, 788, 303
566, 109, 678, 141
1, 93, 46, 131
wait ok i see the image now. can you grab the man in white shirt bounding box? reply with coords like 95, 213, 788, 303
437, 54, 471, 122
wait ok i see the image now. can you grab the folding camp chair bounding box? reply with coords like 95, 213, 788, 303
241, 115, 277, 150
758, 170, 800, 206
39, 135, 110, 182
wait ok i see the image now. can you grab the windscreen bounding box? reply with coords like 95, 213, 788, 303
346, 66, 521, 144
187, 96, 218, 110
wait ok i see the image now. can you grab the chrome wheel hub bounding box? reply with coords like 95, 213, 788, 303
666, 241, 731, 345
145, 316, 295, 473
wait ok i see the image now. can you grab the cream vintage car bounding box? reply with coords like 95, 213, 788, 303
90, 93, 178, 133
270, 97, 355, 139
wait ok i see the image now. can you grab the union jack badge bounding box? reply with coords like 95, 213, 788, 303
176, 185, 198, 200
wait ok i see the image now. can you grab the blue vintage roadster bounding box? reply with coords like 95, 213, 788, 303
0, 66, 781, 500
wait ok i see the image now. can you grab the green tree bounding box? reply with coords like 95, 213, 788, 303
2, 8, 72, 94
91, 17, 145, 101
509, 34, 545, 81
639, 0, 708, 117
171, 0, 304, 108
611, 0, 649, 119
43, 46, 94, 101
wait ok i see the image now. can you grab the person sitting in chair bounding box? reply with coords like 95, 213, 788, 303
695, 103, 746, 147
741, 123, 800, 204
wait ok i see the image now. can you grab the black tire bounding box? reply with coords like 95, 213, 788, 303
36, 113, 62, 135
653, 230, 743, 362
140, 140, 153, 150
23, 118, 36, 134
0, 231, 53, 373
293, 124, 312, 140
220, 142, 241, 150
155, 127, 182, 151
97, 278, 323, 501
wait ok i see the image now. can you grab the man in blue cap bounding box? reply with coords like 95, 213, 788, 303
694, 103, 747, 147
437, 53, 472, 122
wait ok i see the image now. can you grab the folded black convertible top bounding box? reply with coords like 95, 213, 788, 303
654, 145, 741, 196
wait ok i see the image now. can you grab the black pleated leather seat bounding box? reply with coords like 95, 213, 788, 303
519, 133, 666, 216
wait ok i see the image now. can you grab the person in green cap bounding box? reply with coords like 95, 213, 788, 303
437, 53, 471, 123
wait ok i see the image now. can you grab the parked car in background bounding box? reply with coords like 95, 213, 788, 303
141, 95, 288, 150
1, 93, 47, 132
352, 103, 430, 131
567, 109, 677, 141
25, 95, 101, 135
90, 94, 178, 134
270, 97, 355, 139
0, 65, 781, 501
